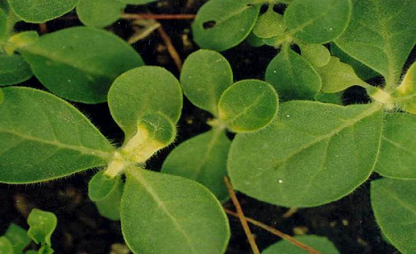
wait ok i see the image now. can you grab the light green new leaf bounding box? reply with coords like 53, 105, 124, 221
371, 178, 416, 253
6, 31, 39, 54
7, 0, 78, 23
393, 62, 416, 114
162, 129, 231, 202
25, 250, 37, 254
317, 57, 368, 93
0, 87, 115, 184
108, 66, 182, 139
0, 237, 13, 254
121, 168, 230, 254
116, 0, 156, 4
330, 43, 378, 81
335, 0, 416, 86
77, 0, 125, 28
252, 8, 285, 39
228, 101, 383, 207
299, 43, 330, 67
265, 47, 321, 101
5, 224, 31, 253
192, 0, 260, 51
263, 235, 339, 254
27, 209, 57, 246
0, 54, 32, 86
180, 49, 233, 116
284, 0, 351, 44
20, 27, 144, 103
219, 80, 278, 132
375, 113, 416, 180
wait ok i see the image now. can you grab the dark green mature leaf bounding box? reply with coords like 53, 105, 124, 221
265, 47, 321, 101
0, 54, 32, 86
371, 178, 416, 253
375, 113, 416, 179
0, 87, 115, 184
317, 57, 368, 93
108, 66, 182, 139
121, 168, 230, 254
7, 0, 78, 23
162, 129, 231, 202
228, 101, 383, 207
5, 224, 31, 254
77, 0, 125, 28
393, 62, 416, 114
20, 27, 143, 103
180, 49, 233, 116
0, 237, 13, 253
218, 80, 279, 132
262, 235, 339, 254
27, 209, 57, 246
335, 0, 416, 86
284, 0, 351, 44
192, 0, 260, 51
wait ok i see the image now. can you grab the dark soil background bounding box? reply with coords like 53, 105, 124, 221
1, 0, 411, 253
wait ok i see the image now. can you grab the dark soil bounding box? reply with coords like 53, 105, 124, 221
0, 0, 409, 253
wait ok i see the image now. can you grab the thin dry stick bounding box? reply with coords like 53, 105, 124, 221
121, 13, 196, 20
157, 26, 183, 71
224, 209, 321, 254
224, 177, 260, 254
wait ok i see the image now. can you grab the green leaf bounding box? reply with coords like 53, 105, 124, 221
393, 62, 416, 114
330, 43, 378, 81
192, 0, 260, 51
316, 57, 368, 93
25, 250, 37, 254
246, 32, 264, 47
77, 0, 125, 28
5, 223, 31, 253
218, 79, 279, 132
265, 47, 322, 101
108, 66, 182, 139
252, 8, 285, 39
6, 31, 39, 53
371, 178, 416, 253
20, 27, 143, 103
162, 129, 231, 202
262, 235, 339, 254
298, 43, 330, 67
0, 88, 3, 104
0, 54, 32, 86
116, 0, 156, 4
91, 172, 123, 221
228, 101, 383, 207
0, 87, 115, 184
121, 168, 230, 254
180, 49, 233, 116
38, 245, 53, 254
7, 0, 78, 23
334, 0, 416, 86
284, 0, 351, 44
0, 237, 13, 254
314, 92, 343, 105
0, 9, 7, 41
27, 209, 57, 246
375, 113, 416, 180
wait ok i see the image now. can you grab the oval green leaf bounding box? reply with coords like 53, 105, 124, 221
77, 0, 125, 28
252, 8, 285, 39
218, 79, 279, 133
263, 235, 339, 254
371, 178, 416, 253
334, 0, 416, 86
27, 209, 57, 246
7, 0, 78, 23
228, 101, 383, 207
0, 237, 13, 254
121, 168, 230, 254
375, 113, 416, 179
180, 49, 233, 116
0, 87, 115, 184
0, 54, 32, 86
299, 43, 331, 67
20, 27, 144, 103
4, 224, 31, 254
265, 47, 322, 101
162, 129, 231, 202
393, 62, 416, 114
284, 0, 351, 44
192, 0, 260, 51
108, 66, 182, 138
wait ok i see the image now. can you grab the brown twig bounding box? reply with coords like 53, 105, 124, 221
157, 26, 183, 71
39, 23, 47, 34
121, 13, 196, 20
224, 177, 260, 254
224, 209, 321, 254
